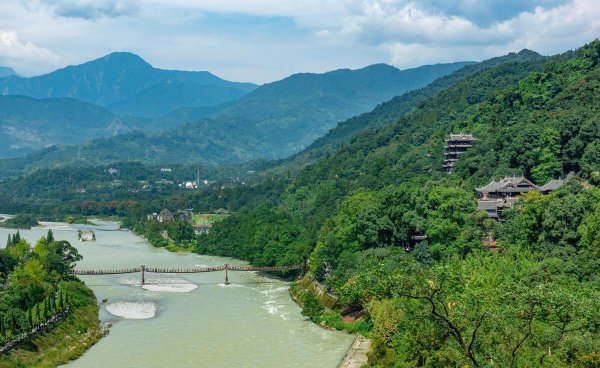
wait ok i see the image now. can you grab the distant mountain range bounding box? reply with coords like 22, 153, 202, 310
0, 67, 20, 78
0, 52, 257, 118
276, 49, 544, 174
0, 59, 474, 171
0, 95, 131, 157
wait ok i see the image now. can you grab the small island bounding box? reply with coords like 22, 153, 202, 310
78, 230, 96, 242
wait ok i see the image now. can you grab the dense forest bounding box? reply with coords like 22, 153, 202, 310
1, 40, 599, 367
196, 40, 600, 366
0, 231, 102, 366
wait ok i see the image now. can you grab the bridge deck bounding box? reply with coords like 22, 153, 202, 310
73, 264, 302, 275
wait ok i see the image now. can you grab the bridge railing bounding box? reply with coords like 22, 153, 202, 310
74, 264, 303, 274
73, 264, 305, 285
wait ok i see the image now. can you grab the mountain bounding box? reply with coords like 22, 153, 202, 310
2, 41, 600, 368
107, 82, 247, 118
143, 103, 234, 131
0, 67, 20, 78
0, 95, 128, 158
0, 60, 474, 172
0, 52, 257, 116
210, 61, 475, 157
275, 49, 544, 174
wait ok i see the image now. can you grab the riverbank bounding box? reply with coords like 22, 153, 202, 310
0, 282, 104, 368
338, 336, 371, 368
291, 277, 373, 367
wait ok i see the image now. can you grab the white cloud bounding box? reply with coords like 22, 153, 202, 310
333, 0, 600, 69
0, 0, 598, 82
24, 0, 140, 19
0, 31, 59, 74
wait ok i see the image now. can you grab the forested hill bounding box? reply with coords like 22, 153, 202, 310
2, 40, 600, 367
194, 40, 600, 366
277, 49, 544, 173
0, 61, 472, 174
0, 52, 256, 117
208, 61, 475, 157
0, 96, 134, 158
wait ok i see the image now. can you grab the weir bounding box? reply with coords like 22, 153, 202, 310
73, 264, 304, 285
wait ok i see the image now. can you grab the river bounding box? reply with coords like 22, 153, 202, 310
0, 221, 354, 368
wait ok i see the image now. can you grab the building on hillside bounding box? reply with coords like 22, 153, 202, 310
193, 223, 212, 235
476, 176, 563, 220
482, 235, 498, 252
442, 133, 476, 172
175, 210, 193, 224
157, 208, 174, 223
539, 179, 564, 194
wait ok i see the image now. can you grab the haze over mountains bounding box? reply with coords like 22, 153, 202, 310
0, 52, 473, 169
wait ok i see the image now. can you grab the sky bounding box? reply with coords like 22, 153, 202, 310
0, 0, 599, 84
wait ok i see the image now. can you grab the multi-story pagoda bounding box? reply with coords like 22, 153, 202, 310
443, 133, 476, 172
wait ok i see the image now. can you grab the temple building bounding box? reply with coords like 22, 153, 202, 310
443, 133, 476, 172
476, 176, 564, 220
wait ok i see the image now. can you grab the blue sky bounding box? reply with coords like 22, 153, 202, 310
0, 0, 598, 83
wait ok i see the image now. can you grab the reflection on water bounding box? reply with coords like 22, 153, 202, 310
0, 220, 354, 368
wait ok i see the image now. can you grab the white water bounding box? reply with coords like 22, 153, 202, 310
0, 221, 354, 367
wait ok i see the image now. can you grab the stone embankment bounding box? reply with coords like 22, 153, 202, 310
338, 335, 371, 368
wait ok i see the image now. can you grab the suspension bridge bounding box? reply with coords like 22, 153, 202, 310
73, 264, 304, 285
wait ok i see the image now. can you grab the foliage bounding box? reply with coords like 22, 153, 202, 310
0, 214, 39, 229
0, 231, 84, 345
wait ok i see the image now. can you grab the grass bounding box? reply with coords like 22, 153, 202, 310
0, 282, 104, 368
192, 214, 228, 225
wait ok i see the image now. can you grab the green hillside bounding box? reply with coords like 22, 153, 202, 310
2, 40, 600, 367
0, 61, 472, 173
0, 96, 130, 158
107, 82, 247, 119
193, 40, 600, 366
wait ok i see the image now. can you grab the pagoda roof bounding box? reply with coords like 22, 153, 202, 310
445, 133, 476, 141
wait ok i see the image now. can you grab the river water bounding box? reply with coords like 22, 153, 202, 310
0, 221, 354, 368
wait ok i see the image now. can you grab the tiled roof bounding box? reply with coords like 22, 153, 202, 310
476, 176, 538, 193
539, 179, 564, 192
446, 133, 476, 141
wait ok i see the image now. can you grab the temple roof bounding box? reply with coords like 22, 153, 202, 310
446, 133, 476, 141
476, 176, 538, 193
539, 179, 564, 192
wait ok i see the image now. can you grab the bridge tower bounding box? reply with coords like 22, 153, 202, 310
141, 265, 145, 285
224, 264, 230, 285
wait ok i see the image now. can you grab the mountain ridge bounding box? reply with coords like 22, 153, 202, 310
0, 52, 257, 113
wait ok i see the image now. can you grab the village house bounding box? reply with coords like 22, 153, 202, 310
175, 210, 193, 224
193, 223, 212, 235
147, 208, 176, 223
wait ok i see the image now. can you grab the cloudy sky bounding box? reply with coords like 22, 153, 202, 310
0, 0, 599, 83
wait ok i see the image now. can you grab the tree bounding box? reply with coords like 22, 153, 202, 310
531, 128, 563, 184
581, 140, 600, 177
46, 229, 54, 243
